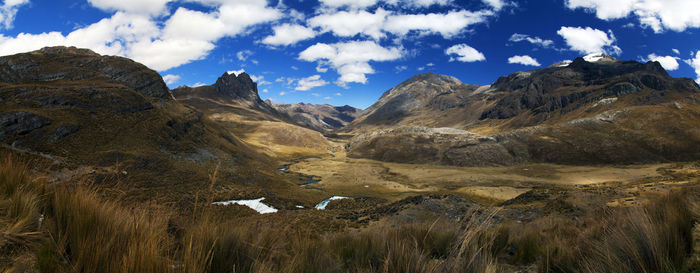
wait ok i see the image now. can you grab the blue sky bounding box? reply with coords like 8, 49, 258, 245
1, 0, 699, 109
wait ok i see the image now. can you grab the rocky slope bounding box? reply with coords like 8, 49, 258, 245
344, 72, 486, 132
172, 73, 334, 158
0, 46, 288, 202
347, 56, 700, 166
267, 101, 362, 132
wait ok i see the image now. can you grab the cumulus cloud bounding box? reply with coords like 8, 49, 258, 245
566, 0, 700, 33
296, 75, 329, 91
384, 10, 493, 38
557, 26, 621, 55
0, 1, 282, 71
308, 9, 388, 40
162, 74, 180, 84
262, 23, 315, 46
509, 33, 554, 48
445, 44, 486, 62
684, 51, 700, 84
645, 53, 679, 71
299, 40, 403, 86
508, 55, 541, 66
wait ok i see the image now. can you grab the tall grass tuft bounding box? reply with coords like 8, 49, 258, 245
0, 156, 44, 271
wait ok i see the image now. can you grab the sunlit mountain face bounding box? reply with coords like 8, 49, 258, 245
2, 0, 699, 108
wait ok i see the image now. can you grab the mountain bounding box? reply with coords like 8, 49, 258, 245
172, 73, 334, 159
346, 56, 700, 166
0, 46, 291, 202
343, 72, 486, 132
267, 101, 362, 132
172, 71, 275, 113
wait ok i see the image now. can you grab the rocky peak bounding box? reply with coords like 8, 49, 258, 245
214, 71, 261, 103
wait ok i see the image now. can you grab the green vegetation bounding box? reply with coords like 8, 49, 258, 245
1, 156, 698, 272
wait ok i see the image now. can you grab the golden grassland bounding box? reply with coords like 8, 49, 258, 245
285, 149, 673, 203
1, 155, 699, 273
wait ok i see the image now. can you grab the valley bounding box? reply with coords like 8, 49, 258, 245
1, 47, 698, 272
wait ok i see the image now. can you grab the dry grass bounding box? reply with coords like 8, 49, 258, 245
1, 156, 698, 272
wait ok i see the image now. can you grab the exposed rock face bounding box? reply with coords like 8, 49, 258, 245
172, 72, 275, 113
481, 57, 697, 121
0, 112, 51, 139
268, 101, 362, 132
347, 57, 700, 166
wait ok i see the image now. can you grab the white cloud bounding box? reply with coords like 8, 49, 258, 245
262, 88, 269, 93
312, 92, 320, 96
385, 0, 452, 8
335, 92, 342, 96
395, 65, 407, 73
296, 75, 329, 91
191, 82, 207, 87
0, 0, 29, 29
316, 63, 328, 73
426, 62, 434, 66
557, 26, 621, 55
0, 1, 282, 72
318, 0, 378, 9
88, 0, 171, 16
262, 23, 315, 46
566, 0, 700, 33
509, 33, 554, 48
299, 40, 403, 86
445, 44, 486, 62
672, 48, 680, 55
686, 51, 700, 84
646, 54, 679, 71
482, 0, 506, 10
291, 66, 299, 70
324, 96, 331, 100
237, 50, 253, 61
279, 91, 287, 96
162, 74, 180, 84
384, 10, 493, 38
308, 9, 387, 40
508, 55, 541, 66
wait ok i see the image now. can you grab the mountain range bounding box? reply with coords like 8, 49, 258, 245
2, 47, 699, 194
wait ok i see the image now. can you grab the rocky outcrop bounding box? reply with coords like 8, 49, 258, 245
480, 57, 699, 121
0, 111, 51, 139
172, 72, 275, 113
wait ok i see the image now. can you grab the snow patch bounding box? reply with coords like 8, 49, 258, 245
213, 197, 278, 214
314, 196, 348, 210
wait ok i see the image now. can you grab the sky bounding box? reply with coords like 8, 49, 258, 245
1, 0, 699, 109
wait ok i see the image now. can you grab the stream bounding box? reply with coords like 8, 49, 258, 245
278, 155, 324, 189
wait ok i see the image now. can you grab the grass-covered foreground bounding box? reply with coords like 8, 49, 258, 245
1, 155, 698, 273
